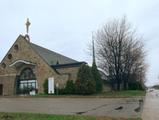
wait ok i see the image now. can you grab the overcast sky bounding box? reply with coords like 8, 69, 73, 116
0, 0, 159, 86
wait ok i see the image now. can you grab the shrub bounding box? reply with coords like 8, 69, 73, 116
54, 88, 66, 95
128, 81, 144, 90
152, 85, 159, 89
65, 80, 75, 94
43, 79, 48, 94
75, 64, 96, 95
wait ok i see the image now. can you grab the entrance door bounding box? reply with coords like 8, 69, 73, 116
0, 84, 3, 95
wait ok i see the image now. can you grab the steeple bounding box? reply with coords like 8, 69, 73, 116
25, 18, 31, 42
92, 32, 96, 64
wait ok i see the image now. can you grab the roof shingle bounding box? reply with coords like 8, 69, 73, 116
30, 43, 78, 65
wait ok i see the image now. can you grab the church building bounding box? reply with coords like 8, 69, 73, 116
0, 19, 85, 95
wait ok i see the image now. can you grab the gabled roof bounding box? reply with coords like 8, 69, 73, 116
30, 42, 78, 65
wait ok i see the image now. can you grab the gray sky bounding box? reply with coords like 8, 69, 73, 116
0, 0, 159, 86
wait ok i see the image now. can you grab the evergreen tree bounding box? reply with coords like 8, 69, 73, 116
92, 62, 103, 92
75, 64, 96, 95
65, 80, 75, 94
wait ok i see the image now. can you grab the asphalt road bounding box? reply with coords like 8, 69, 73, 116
0, 97, 142, 118
142, 89, 159, 120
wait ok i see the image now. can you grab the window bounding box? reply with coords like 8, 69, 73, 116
1, 63, 6, 69
14, 44, 19, 51
20, 68, 36, 80
19, 80, 38, 90
17, 68, 37, 95
8, 54, 12, 60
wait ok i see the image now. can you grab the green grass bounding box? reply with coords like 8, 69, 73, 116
98, 90, 146, 98
0, 113, 94, 120
33, 90, 145, 98
0, 112, 142, 120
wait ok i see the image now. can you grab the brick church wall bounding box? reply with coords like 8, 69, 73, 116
0, 35, 72, 95
56, 67, 79, 82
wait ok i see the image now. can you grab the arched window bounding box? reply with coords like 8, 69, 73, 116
20, 68, 36, 80
17, 68, 37, 95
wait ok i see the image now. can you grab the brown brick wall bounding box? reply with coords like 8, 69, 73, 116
56, 67, 79, 82
0, 75, 16, 95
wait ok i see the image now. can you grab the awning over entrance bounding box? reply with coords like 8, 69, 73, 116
9, 60, 35, 68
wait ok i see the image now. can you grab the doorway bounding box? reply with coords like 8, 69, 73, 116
17, 68, 37, 95
0, 84, 3, 95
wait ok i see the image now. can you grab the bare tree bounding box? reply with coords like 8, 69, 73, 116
95, 17, 146, 90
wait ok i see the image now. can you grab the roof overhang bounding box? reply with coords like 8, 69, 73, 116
51, 62, 87, 69
9, 60, 35, 68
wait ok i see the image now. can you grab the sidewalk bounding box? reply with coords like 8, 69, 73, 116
142, 90, 159, 120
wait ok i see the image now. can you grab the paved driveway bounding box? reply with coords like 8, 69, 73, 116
142, 89, 159, 120
0, 97, 143, 118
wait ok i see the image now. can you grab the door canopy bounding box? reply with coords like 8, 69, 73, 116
9, 60, 35, 68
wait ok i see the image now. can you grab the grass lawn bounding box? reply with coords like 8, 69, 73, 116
97, 90, 146, 98
0, 112, 142, 120
33, 90, 145, 98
